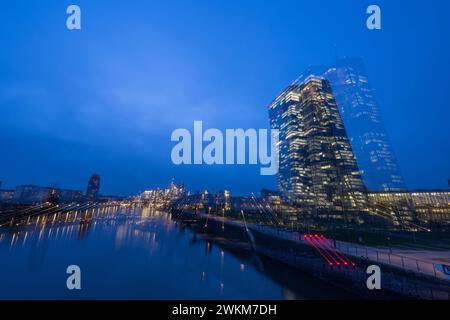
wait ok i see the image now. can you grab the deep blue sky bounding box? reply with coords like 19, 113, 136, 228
1, 0, 449, 196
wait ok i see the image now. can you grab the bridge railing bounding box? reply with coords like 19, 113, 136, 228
250, 224, 450, 299
249, 223, 449, 282
334, 241, 448, 281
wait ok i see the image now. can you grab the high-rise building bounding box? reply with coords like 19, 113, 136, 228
214, 190, 231, 211
296, 58, 405, 192
86, 174, 100, 200
268, 76, 367, 212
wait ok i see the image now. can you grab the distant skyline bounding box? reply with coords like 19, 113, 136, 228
1, 0, 449, 196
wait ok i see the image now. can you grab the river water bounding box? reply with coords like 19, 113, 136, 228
0, 206, 351, 299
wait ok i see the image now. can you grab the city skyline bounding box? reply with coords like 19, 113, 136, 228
1, 1, 450, 303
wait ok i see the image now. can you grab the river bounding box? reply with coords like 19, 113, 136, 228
0, 205, 352, 299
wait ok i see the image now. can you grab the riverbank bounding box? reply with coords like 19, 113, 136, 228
172, 209, 450, 300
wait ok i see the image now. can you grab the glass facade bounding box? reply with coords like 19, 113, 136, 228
298, 58, 406, 192
368, 191, 450, 223
269, 76, 367, 213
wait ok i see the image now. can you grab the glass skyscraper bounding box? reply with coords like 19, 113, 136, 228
86, 174, 101, 200
298, 58, 406, 192
269, 76, 367, 213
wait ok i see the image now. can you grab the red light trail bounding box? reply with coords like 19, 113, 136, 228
304, 234, 355, 267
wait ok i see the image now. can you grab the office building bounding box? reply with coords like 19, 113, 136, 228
86, 174, 101, 200
268, 76, 367, 213
297, 58, 406, 191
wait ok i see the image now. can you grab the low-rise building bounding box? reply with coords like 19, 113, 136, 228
368, 191, 450, 223
0, 189, 14, 203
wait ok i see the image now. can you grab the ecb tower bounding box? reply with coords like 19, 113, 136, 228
269, 76, 367, 213
301, 58, 406, 192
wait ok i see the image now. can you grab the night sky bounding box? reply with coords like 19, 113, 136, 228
1, 0, 449, 196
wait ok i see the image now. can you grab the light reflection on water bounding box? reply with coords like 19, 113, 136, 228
0, 206, 350, 299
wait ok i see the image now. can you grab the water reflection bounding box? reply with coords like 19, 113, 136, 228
0, 206, 351, 299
